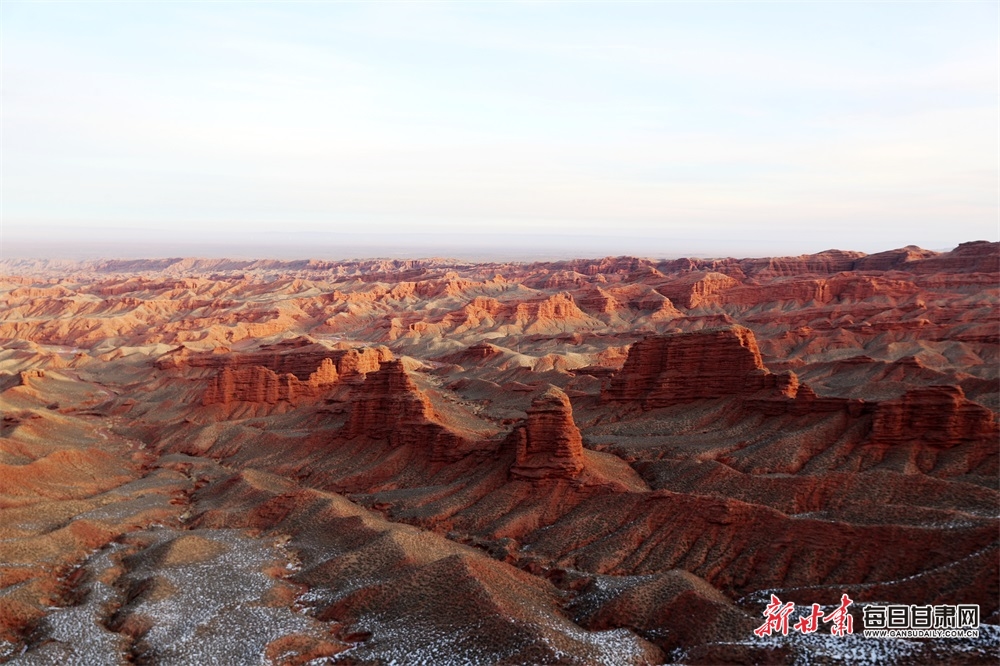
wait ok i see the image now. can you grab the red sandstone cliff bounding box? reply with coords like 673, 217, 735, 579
509, 387, 585, 480
871, 385, 998, 451
603, 326, 769, 408
344, 360, 475, 462
200, 347, 391, 406
171, 344, 390, 378
203, 357, 340, 406
869, 386, 1000, 476
656, 272, 741, 309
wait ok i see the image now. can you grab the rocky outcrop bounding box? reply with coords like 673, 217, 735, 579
513, 293, 595, 333
199, 346, 392, 406
577, 287, 624, 315
509, 387, 585, 480
344, 360, 474, 462
175, 345, 391, 380
601, 284, 682, 319
442, 293, 601, 335
603, 326, 768, 408
742, 368, 801, 399
203, 357, 340, 406
345, 360, 431, 439
870, 386, 998, 450
17, 369, 45, 385
853, 245, 937, 271
908, 240, 999, 274
657, 272, 740, 309
204, 366, 291, 405
436, 342, 504, 365
737, 249, 866, 277
334, 347, 389, 377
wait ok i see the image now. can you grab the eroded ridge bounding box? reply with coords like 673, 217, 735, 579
1, 242, 997, 664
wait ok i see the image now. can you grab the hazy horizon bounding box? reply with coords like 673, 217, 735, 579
2, 2, 998, 259
1, 227, 984, 264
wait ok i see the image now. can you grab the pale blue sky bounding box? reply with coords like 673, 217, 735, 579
2, 1, 998, 258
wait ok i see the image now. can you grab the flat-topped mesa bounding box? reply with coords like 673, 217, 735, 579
203, 356, 340, 406
603, 326, 771, 409
199, 345, 392, 406
169, 344, 391, 380
510, 387, 585, 481
870, 386, 999, 451
344, 360, 473, 462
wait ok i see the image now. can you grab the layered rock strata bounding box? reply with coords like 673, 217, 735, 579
871, 385, 998, 450
344, 360, 473, 462
201, 347, 391, 405
203, 358, 339, 406
603, 326, 768, 408
509, 387, 585, 480
177, 345, 390, 380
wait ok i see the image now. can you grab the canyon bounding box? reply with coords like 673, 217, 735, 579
0, 241, 997, 664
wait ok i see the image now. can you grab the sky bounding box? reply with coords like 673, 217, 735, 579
2, 1, 998, 260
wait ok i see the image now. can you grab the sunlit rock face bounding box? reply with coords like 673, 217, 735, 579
603, 325, 767, 408
1, 243, 997, 664
510, 387, 585, 480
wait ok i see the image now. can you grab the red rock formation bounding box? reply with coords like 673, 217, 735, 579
204, 366, 297, 405
203, 357, 341, 406
17, 369, 45, 385
853, 245, 937, 271
742, 368, 801, 399
175, 345, 390, 380
196, 345, 393, 406
737, 249, 866, 277
525, 489, 998, 606
3, 243, 998, 663
604, 326, 768, 408
657, 272, 740, 309
344, 360, 474, 462
870, 385, 998, 450
558, 256, 656, 277
602, 283, 682, 318
908, 240, 1000, 274
510, 387, 585, 480
513, 292, 593, 332
434, 341, 504, 366
308, 357, 339, 384
334, 347, 389, 377
577, 287, 623, 315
